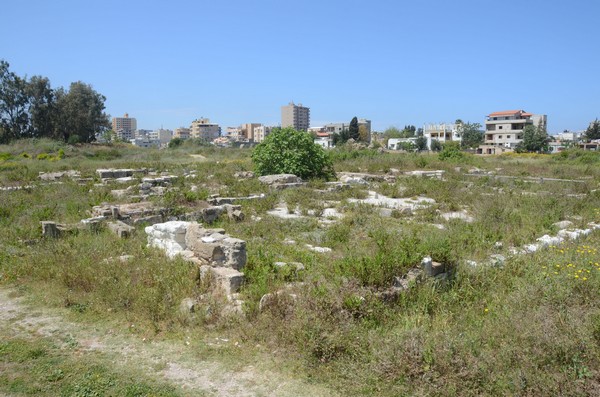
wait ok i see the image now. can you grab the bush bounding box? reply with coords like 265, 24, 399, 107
252, 127, 335, 179
438, 141, 465, 161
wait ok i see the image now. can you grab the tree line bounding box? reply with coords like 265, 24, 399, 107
0, 60, 110, 144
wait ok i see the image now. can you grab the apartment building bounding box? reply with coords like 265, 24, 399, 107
281, 102, 310, 131
424, 123, 461, 150
240, 123, 262, 141
477, 110, 547, 155
173, 127, 191, 140
112, 113, 137, 141
253, 125, 272, 143
148, 128, 173, 146
190, 118, 221, 141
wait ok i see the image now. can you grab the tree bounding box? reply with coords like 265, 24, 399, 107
398, 141, 416, 152
252, 127, 334, 179
415, 136, 428, 151
458, 122, 483, 149
430, 139, 443, 152
401, 125, 416, 138
349, 117, 359, 141
26, 75, 56, 139
168, 137, 183, 148
382, 126, 402, 146
515, 124, 550, 153
585, 119, 600, 141
0, 60, 30, 143
54, 82, 110, 143
358, 124, 370, 142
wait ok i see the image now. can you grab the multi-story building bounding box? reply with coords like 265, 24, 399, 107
190, 118, 221, 141
253, 125, 272, 143
423, 123, 461, 150
477, 110, 547, 155
173, 127, 191, 140
112, 113, 137, 141
240, 123, 262, 141
149, 128, 173, 147
226, 127, 242, 141
281, 102, 310, 131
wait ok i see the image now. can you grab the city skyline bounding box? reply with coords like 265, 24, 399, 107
2, 0, 599, 133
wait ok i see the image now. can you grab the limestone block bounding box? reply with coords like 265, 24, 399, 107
199, 265, 245, 295
421, 256, 446, 277
107, 220, 135, 238
258, 174, 302, 185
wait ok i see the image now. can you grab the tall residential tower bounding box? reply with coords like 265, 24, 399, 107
281, 102, 310, 131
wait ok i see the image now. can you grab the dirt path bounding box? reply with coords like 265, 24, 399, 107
0, 287, 337, 397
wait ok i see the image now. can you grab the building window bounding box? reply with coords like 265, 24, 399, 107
498, 126, 503, 130
498, 135, 503, 139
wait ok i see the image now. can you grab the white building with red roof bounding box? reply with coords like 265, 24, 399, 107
477, 110, 547, 154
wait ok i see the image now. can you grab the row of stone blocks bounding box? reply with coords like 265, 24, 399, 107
145, 221, 246, 295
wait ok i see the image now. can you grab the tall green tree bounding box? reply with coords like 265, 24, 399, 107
415, 136, 427, 151
0, 60, 30, 143
458, 122, 483, 148
516, 124, 550, 153
26, 76, 56, 138
349, 116, 359, 141
585, 119, 600, 141
54, 82, 110, 143
401, 125, 416, 138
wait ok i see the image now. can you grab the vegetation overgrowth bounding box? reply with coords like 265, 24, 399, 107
1, 140, 600, 395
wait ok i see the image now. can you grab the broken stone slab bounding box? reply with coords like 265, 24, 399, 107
38, 170, 81, 181
200, 265, 244, 295
553, 220, 574, 230
132, 215, 163, 226
41, 221, 66, 238
184, 204, 244, 224
145, 221, 190, 258
441, 211, 474, 223
305, 244, 332, 253
234, 171, 255, 179
337, 172, 390, 183
258, 174, 303, 185
404, 170, 445, 179
421, 256, 446, 277
107, 220, 135, 238
339, 175, 369, 185
207, 194, 266, 206
91, 202, 163, 222
185, 224, 246, 270
349, 191, 435, 211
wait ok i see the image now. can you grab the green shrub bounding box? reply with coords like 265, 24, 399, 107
252, 127, 335, 179
438, 141, 465, 161
36, 152, 49, 160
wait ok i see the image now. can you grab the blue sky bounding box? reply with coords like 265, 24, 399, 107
2, 0, 599, 133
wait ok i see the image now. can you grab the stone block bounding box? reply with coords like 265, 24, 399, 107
107, 220, 135, 238
199, 265, 244, 295
421, 256, 446, 277
258, 174, 302, 185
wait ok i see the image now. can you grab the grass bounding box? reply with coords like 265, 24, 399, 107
0, 337, 184, 396
1, 140, 600, 395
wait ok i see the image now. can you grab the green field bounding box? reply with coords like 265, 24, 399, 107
1, 139, 599, 396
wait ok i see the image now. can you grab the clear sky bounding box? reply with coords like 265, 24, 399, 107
2, 0, 598, 133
